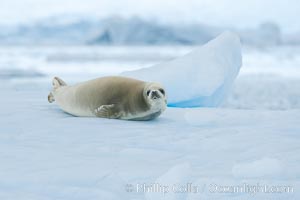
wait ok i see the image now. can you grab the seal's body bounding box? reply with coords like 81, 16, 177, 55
48, 76, 167, 120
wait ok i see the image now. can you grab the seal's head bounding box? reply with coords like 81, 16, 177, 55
143, 82, 167, 112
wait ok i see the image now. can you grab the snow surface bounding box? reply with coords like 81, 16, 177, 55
0, 82, 299, 199
0, 42, 300, 199
122, 31, 242, 107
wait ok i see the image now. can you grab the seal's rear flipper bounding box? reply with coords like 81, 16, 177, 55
48, 77, 67, 103
48, 92, 55, 103
52, 77, 67, 89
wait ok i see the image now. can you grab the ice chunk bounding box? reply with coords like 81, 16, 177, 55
0, 68, 45, 79
122, 31, 242, 107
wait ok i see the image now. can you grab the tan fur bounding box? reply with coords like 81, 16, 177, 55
48, 76, 167, 120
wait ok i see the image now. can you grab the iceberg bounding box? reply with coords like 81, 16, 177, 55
122, 31, 242, 107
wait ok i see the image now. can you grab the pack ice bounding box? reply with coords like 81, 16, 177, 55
122, 31, 242, 107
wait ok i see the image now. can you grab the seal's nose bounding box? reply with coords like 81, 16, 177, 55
151, 90, 160, 99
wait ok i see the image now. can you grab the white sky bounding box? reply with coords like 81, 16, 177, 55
1, 0, 299, 32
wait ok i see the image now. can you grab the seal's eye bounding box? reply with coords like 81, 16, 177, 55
147, 90, 151, 96
159, 89, 165, 95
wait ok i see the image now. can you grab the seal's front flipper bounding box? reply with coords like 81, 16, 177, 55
94, 104, 121, 119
